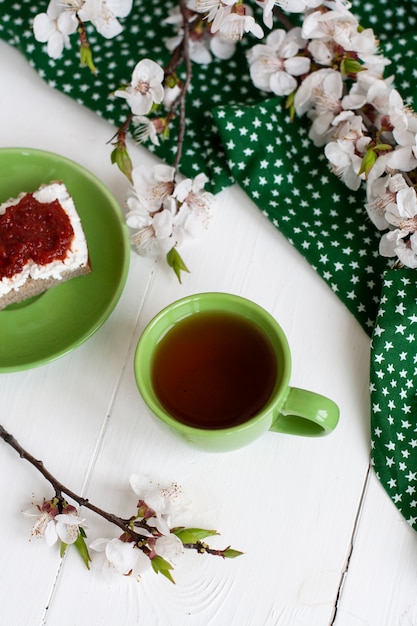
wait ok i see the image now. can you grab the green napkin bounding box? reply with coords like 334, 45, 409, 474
213, 94, 417, 529
3, 0, 417, 529
212, 98, 388, 332
370, 270, 417, 527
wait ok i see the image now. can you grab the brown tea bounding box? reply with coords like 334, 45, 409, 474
151, 310, 277, 429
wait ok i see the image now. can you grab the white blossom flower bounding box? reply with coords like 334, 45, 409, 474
247, 28, 310, 96
164, 6, 213, 65
126, 166, 215, 257
211, 5, 264, 41
130, 475, 189, 535
90, 537, 151, 577
132, 116, 160, 146
23, 502, 84, 547
256, 0, 323, 27
342, 75, 408, 160
302, 5, 360, 52
23, 505, 57, 545
53, 512, 86, 545
384, 187, 417, 231
348, 28, 379, 60
167, 0, 241, 62
379, 188, 417, 268
307, 39, 333, 66
128, 163, 175, 213
324, 130, 365, 191
341, 73, 395, 113
386, 98, 417, 172
126, 164, 176, 257
174, 173, 215, 232
154, 534, 184, 560
165, 25, 236, 65
115, 59, 165, 116
163, 83, 182, 108
274, 0, 325, 12
165, 31, 213, 65
294, 67, 337, 117
380, 228, 417, 268
188, 0, 240, 22
256, 0, 276, 29
78, 0, 132, 39
365, 172, 408, 230
33, 0, 78, 59
302, 69, 343, 145
209, 32, 237, 60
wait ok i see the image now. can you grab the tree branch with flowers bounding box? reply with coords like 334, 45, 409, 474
32, 0, 417, 277
0, 424, 242, 582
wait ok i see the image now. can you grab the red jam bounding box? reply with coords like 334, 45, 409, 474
0, 193, 74, 280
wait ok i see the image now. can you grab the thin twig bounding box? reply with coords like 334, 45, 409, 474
273, 7, 295, 30
173, 0, 193, 172
0, 424, 237, 560
0, 424, 149, 544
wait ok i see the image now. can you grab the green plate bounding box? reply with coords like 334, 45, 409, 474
0, 148, 130, 372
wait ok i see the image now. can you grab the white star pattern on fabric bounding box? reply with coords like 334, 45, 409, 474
371, 272, 417, 529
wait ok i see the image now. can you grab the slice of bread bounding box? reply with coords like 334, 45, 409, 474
0, 182, 91, 310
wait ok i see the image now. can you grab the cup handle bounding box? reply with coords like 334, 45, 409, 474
270, 387, 339, 437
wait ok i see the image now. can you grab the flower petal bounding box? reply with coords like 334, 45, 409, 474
44, 520, 58, 547
47, 31, 65, 59
154, 534, 184, 559
270, 71, 297, 96
33, 13, 55, 43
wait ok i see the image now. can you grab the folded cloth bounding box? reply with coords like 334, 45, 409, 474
370, 270, 417, 528
212, 98, 388, 332
213, 95, 417, 529
3, 0, 417, 529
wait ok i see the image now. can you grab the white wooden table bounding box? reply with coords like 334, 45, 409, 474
1, 40, 417, 626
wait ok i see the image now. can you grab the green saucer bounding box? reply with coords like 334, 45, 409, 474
0, 148, 130, 372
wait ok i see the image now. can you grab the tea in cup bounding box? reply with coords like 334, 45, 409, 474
134, 293, 339, 451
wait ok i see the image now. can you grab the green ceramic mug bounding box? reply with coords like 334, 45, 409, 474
134, 293, 339, 452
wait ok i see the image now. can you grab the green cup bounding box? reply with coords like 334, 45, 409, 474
134, 293, 339, 452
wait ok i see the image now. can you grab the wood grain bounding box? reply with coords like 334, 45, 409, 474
1, 40, 417, 626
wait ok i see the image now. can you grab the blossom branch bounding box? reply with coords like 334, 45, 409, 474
0, 424, 242, 580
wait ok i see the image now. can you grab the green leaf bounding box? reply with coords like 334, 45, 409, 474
111, 144, 133, 183
358, 147, 377, 177
172, 527, 219, 544
80, 43, 97, 76
222, 548, 244, 559
374, 143, 393, 152
162, 124, 170, 141
149, 102, 162, 114
74, 533, 91, 570
165, 73, 178, 89
151, 556, 175, 584
285, 91, 296, 122
340, 57, 364, 76
59, 542, 68, 558
166, 247, 190, 283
